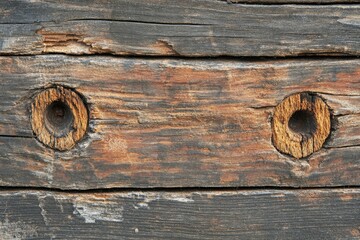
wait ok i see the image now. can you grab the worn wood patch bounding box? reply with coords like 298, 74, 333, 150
0, 189, 359, 239
0, 0, 360, 56
0, 56, 359, 189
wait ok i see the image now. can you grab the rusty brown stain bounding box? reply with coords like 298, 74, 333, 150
220, 172, 239, 184
340, 194, 353, 201
336, 67, 360, 85
297, 191, 323, 203
351, 228, 360, 237
36, 29, 114, 55
151, 40, 180, 55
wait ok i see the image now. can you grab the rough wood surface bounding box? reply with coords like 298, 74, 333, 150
0, 189, 359, 239
1, 0, 360, 56
0, 55, 359, 189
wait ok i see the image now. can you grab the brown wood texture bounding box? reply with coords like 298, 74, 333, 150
1, 0, 360, 57
0, 55, 358, 189
0, 189, 359, 239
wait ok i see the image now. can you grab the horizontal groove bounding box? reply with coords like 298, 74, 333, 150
0, 52, 359, 60
0, 134, 33, 139
65, 18, 211, 26
221, 0, 360, 5
0, 185, 359, 194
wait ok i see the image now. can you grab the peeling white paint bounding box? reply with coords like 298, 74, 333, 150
133, 202, 150, 209
73, 201, 123, 223
168, 197, 195, 203
130, 192, 194, 210
30, 154, 54, 184
38, 196, 50, 226
338, 17, 360, 27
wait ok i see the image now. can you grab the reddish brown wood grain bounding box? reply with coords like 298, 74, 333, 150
0, 56, 359, 189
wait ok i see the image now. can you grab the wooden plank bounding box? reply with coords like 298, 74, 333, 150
0, 56, 359, 189
1, 0, 360, 56
0, 189, 359, 239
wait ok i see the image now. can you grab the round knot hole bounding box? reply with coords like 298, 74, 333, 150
45, 101, 74, 137
31, 86, 88, 151
288, 110, 317, 136
272, 92, 331, 159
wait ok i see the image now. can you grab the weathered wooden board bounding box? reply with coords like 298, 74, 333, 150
1, 0, 360, 56
0, 189, 359, 239
0, 56, 359, 189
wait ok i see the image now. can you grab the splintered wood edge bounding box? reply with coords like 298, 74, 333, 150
272, 92, 331, 159
31, 86, 88, 151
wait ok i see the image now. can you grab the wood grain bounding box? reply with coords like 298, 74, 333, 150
0, 189, 359, 239
0, 55, 359, 189
1, 0, 360, 57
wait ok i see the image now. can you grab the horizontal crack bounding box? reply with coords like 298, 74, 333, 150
221, 0, 360, 5
317, 91, 360, 97
0, 134, 33, 139
0, 185, 359, 193
324, 144, 360, 149
335, 112, 360, 117
249, 105, 276, 110
2, 52, 360, 60
65, 18, 211, 26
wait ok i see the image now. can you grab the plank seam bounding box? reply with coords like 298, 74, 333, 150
0, 186, 359, 193
1, 53, 360, 60
220, 0, 360, 5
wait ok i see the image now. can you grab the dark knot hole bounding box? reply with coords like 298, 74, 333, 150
45, 101, 73, 137
288, 110, 317, 136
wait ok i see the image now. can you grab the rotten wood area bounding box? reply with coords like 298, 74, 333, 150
0, 55, 358, 189
0, 0, 359, 57
0, 189, 359, 239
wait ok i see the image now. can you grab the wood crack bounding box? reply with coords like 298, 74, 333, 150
0, 185, 359, 193
65, 18, 212, 26
323, 144, 360, 149
221, 0, 360, 4
0, 135, 33, 139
